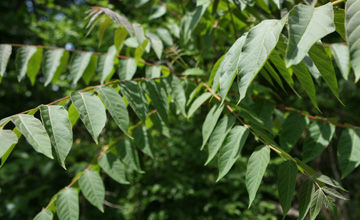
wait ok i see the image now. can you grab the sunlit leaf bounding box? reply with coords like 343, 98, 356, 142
98, 152, 129, 184
97, 45, 116, 83
79, 170, 105, 212
56, 188, 79, 220
201, 103, 224, 150
330, 44, 350, 80
118, 58, 137, 80
337, 129, 360, 179
33, 209, 53, 220
146, 33, 163, 59
119, 81, 148, 122
0, 45, 12, 77
0, 129, 18, 158
69, 52, 92, 84
15, 46, 37, 81
43, 49, 65, 86
26, 48, 43, 85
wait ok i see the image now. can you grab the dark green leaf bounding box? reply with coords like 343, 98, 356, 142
98, 152, 129, 184
201, 103, 224, 150
337, 129, 360, 178
119, 81, 148, 122
299, 178, 315, 220
280, 113, 308, 152
144, 80, 169, 124
133, 125, 154, 158
79, 170, 105, 212
278, 160, 297, 216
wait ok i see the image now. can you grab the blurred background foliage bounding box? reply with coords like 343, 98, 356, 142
0, 0, 360, 219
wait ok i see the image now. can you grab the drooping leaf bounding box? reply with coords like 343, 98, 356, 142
134, 39, 148, 62
246, 145, 270, 207
237, 17, 287, 102
114, 26, 128, 52
79, 170, 105, 212
146, 33, 163, 59
26, 48, 43, 85
278, 160, 297, 216
337, 129, 360, 179
118, 58, 137, 80
145, 65, 161, 78
322, 186, 347, 200
98, 152, 129, 184
260, 69, 274, 86
82, 54, 98, 85
15, 46, 37, 81
201, 103, 224, 150
144, 80, 169, 124
187, 92, 212, 118
217, 125, 249, 181
166, 74, 187, 117
308, 42, 342, 104
133, 23, 145, 45
0, 45, 12, 77
313, 174, 346, 191
299, 178, 315, 220
40, 105, 73, 169
263, 62, 286, 92
345, 0, 360, 82
97, 45, 116, 83
68, 104, 80, 127
119, 81, 148, 122
182, 68, 205, 76
149, 5, 166, 20
0, 130, 18, 158
205, 115, 236, 165
334, 8, 346, 40
43, 49, 65, 86
116, 138, 143, 173
133, 125, 154, 158
285, 3, 335, 67
156, 28, 173, 46
151, 111, 170, 138
69, 52, 92, 84
56, 188, 79, 220
322, 191, 338, 219
95, 85, 130, 137
33, 209, 53, 220
279, 113, 308, 152
11, 114, 53, 159
310, 189, 324, 220
70, 92, 107, 144
330, 44, 350, 80
302, 122, 335, 162
208, 55, 224, 87
304, 55, 322, 82
51, 51, 69, 86
98, 17, 111, 47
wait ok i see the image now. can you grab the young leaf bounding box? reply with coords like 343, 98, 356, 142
118, 58, 137, 80
302, 122, 335, 163
337, 129, 360, 179
133, 125, 154, 158
208, 55, 224, 87
334, 8, 346, 40
187, 92, 212, 118
156, 28, 173, 46
313, 174, 346, 191
43, 49, 65, 86
55, 188, 79, 220
144, 80, 169, 124
146, 33, 163, 59
133, 23, 145, 45
278, 160, 297, 217
217, 125, 249, 181
345, 0, 360, 82
26, 48, 43, 85
285, 3, 335, 67
166, 74, 187, 117
15, 46, 37, 81
97, 45, 116, 83
69, 52, 92, 84
119, 81, 148, 122
201, 103, 224, 150
0, 45, 12, 77
68, 104, 80, 127
79, 170, 105, 212
205, 115, 235, 165
330, 44, 350, 80
279, 113, 308, 152
70, 92, 107, 144
114, 26, 128, 52
98, 17, 111, 47
299, 178, 315, 220
11, 114, 53, 159
51, 51, 70, 86
82, 54, 98, 85
0, 130, 18, 158
310, 189, 324, 220
237, 17, 287, 103
322, 186, 347, 200
98, 152, 129, 184
134, 39, 148, 62
95, 85, 130, 137
33, 209, 53, 220
116, 138, 143, 173
40, 105, 73, 169
246, 145, 270, 207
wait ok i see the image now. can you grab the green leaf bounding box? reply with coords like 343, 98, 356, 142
322, 192, 338, 219
310, 189, 324, 220
313, 174, 346, 191
205, 115, 235, 165
116, 138, 143, 173
43, 49, 65, 86
346, 0, 360, 81
40, 105, 73, 169
156, 28, 173, 46
98, 17, 111, 47
145, 65, 161, 78
260, 69, 274, 86
308, 42, 342, 104
95, 85, 130, 137
68, 104, 80, 127
187, 92, 212, 118
69, 52, 92, 84
119, 81, 148, 122
263, 62, 286, 92
133, 23, 145, 45
146, 33, 163, 59
246, 145, 270, 207
217, 125, 249, 181
285, 3, 335, 67
337, 129, 360, 178
15, 46, 37, 81
208, 55, 224, 87
334, 8, 346, 40
0, 45, 12, 77
70, 92, 107, 144
118, 58, 137, 80
144, 80, 169, 124
292, 62, 320, 111
51, 51, 69, 86
114, 26, 128, 52
279, 113, 308, 152
233, 0, 247, 11
237, 17, 287, 103
33, 209, 53, 220
330, 44, 350, 80
0, 130, 18, 158
166, 74, 187, 117
278, 160, 297, 216
299, 178, 315, 220
149, 5, 166, 20
11, 114, 53, 159
302, 122, 335, 163
201, 103, 224, 150
26, 48, 43, 85
151, 112, 170, 138
97, 45, 116, 83
82, 54, 98, 85
79, 170, 105, 212
134, 39, 148, 62
98, 152, 129, 184
55, 188, 79, 220
133, 125, 154, 158
322, 186, 347, 200
182, 68, 205, 76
